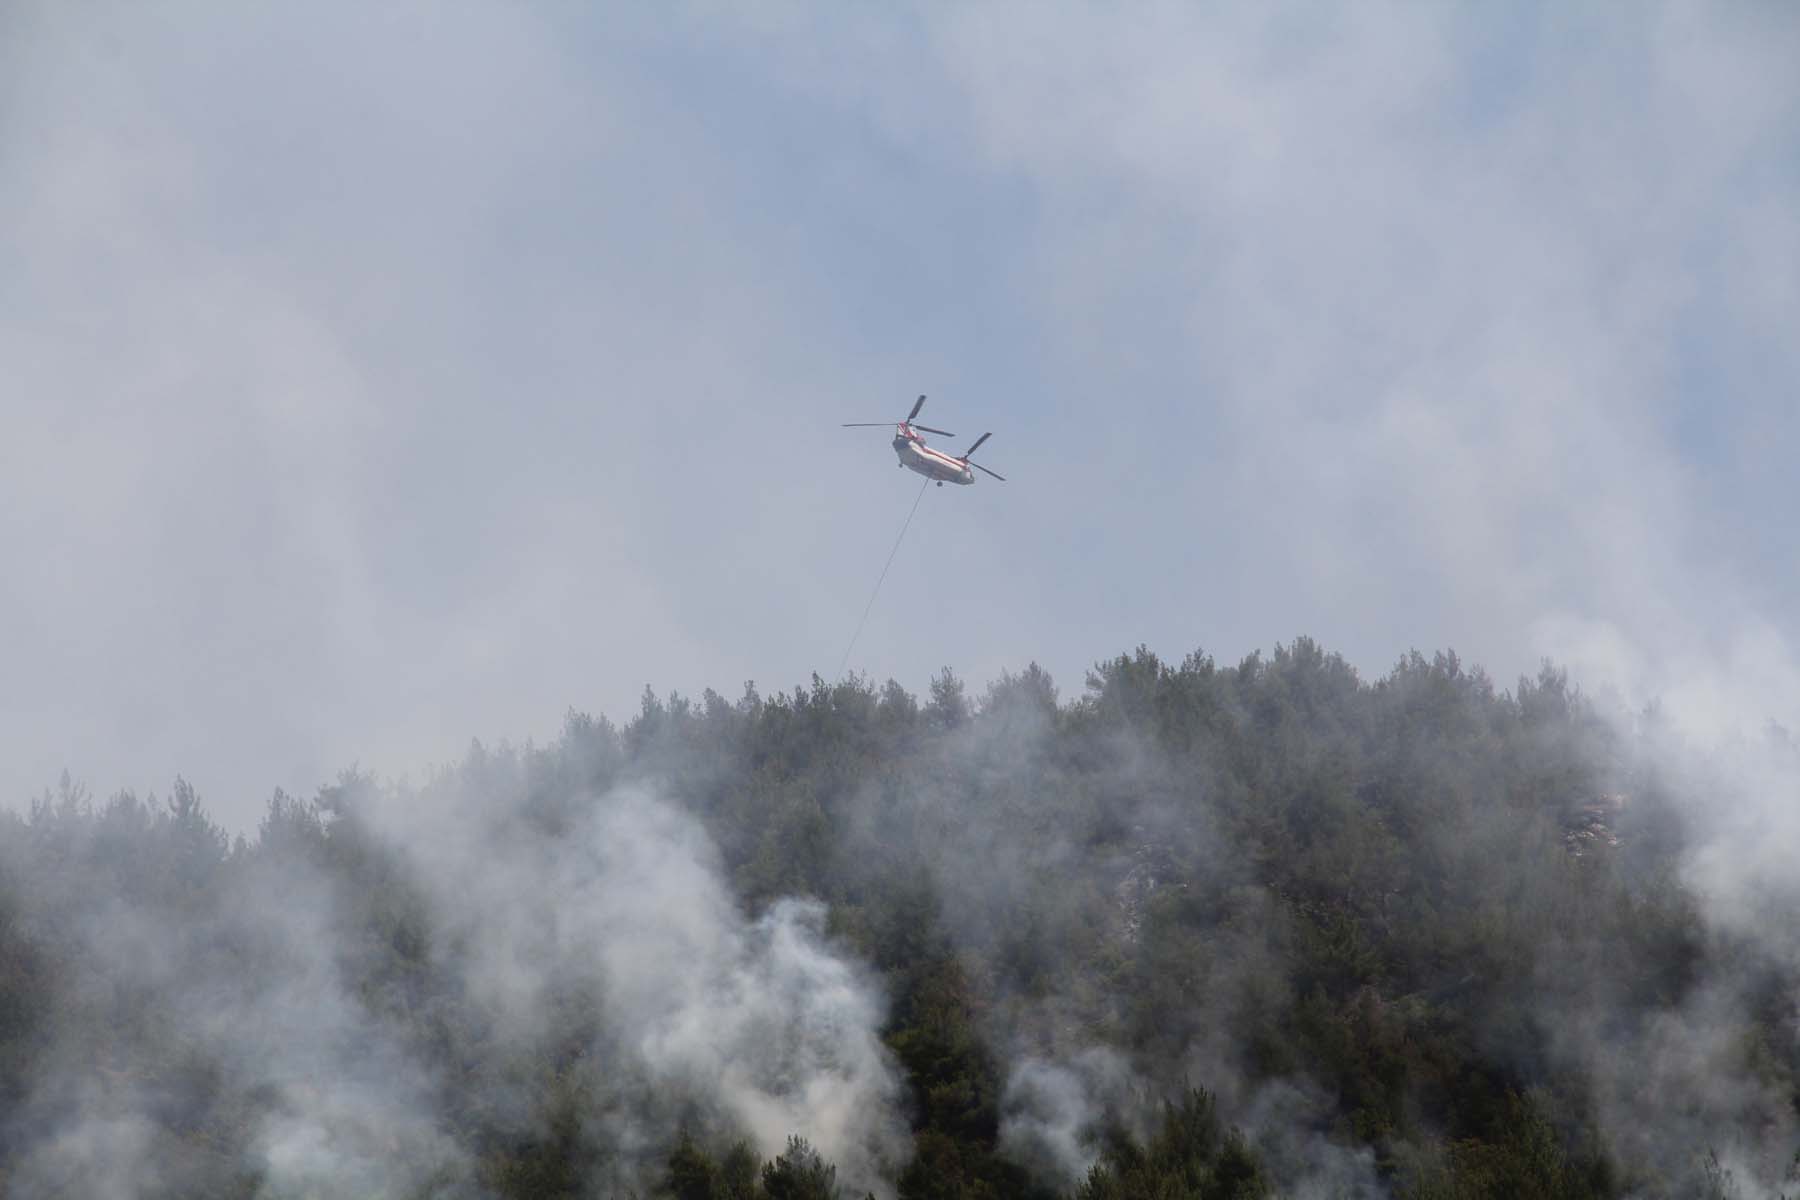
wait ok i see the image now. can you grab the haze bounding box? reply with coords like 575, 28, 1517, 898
3, 3, 1797, 832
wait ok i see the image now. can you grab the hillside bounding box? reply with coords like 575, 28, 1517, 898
2, 640, 1795, 1198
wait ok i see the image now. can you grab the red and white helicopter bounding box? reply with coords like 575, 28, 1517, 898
843, 395, 1006, 487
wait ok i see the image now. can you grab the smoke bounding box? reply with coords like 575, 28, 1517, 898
368, 774, 911, 1192
845, 648, 1799, 1196
999, 1047, 1141, 1182
6, 801, 475, 1198
998, 1048, 1385, 1197
995, 1007, 1387, 1197
1233, 1080, 1385, 1200
1677, 728, 1800, 960
6, 2, 1797, 1195
1, 772, 909, 1198
7, 648, 1797, 1196
1571, 972, 1799, 1199
836, 662, 1393, 1194
10, 1104, 158, 1200
1579, 721, 1800, 1198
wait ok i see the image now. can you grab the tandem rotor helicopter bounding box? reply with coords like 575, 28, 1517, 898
842, 395, 1006, 487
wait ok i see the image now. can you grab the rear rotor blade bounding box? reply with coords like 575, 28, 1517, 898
973, 462, 1006, 482
961, 432, 992, 458
907, 394, 927, 422
912, 425, 956, 436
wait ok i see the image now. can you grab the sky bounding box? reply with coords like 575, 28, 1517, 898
3, 1, 1798, 832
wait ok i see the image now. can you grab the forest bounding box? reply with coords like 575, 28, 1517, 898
1, 639, 1796, 1198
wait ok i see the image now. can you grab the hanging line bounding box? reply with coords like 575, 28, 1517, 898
838, 477, 930, 680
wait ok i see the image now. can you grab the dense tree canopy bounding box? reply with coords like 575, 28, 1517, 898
1, 640, 1795, 1197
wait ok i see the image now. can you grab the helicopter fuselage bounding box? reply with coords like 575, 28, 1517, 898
844, 398, 1002, 485
894, 426, 975, 485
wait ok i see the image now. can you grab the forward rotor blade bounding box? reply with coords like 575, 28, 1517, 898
912, 425, 956, 436
907, 394, 927, 422
842, 422, 896, 427
972, 462, 1007, 482
961, 432, 992, 458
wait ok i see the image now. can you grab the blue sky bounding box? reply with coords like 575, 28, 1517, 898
4, 2, 1797, 829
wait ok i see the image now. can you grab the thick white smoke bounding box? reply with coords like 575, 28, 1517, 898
8, 832, 475, 1198
368, 777, 912, 1195
999, 1048, 1385, 1197
999, 1047, 1140, 1181
5, 776, 910, 1197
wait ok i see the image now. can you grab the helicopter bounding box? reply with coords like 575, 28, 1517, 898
843, 395, 1006, 486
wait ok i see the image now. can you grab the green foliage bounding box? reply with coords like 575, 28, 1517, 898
1074, 1090, 1269, 1200
1405, 1092, 1607, 1200
3, 641, 1796, 1199
763, 1136, 841, 1200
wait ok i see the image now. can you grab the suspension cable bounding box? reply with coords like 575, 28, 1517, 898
837, 477, 930, 680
